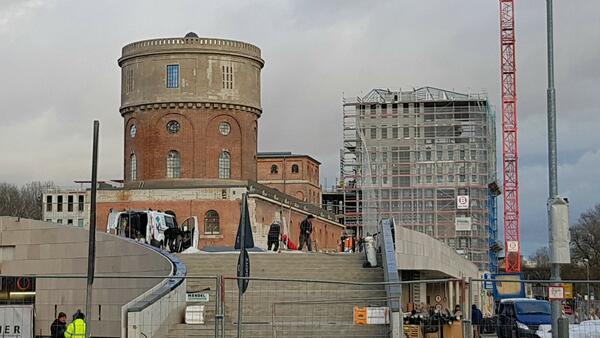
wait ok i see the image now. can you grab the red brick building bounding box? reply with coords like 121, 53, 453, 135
96, 181, 342, 250
256, 152, 322, 205
95, 34, 344, 251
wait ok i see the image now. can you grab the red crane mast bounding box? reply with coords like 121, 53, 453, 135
499, 0, 521, 272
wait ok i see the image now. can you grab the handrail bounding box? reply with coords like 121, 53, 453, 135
379, 218, 401, 312
123, 241, 187, 312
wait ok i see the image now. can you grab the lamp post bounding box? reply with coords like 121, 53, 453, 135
584, 259, 591, 314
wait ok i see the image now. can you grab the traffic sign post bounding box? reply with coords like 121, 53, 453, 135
548, 286, 565, 300
483, 273, 493, 290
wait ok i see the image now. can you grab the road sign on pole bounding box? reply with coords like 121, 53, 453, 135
548, 286, 565, 300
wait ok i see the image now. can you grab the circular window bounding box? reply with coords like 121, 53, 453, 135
219, 122, 231, 136
167, 120, 180, 134
130, 125, 137, 138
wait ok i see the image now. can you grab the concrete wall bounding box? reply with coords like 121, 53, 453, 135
394, 225, 479, 279
0, 217, 172, 337
127, 281, 186, 338
118, 37, 264, 111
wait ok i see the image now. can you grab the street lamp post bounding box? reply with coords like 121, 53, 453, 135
585, 259, 591, 315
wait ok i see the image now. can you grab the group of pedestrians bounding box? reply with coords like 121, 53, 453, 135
50, 310, 86, 337
267, 215, 315, 252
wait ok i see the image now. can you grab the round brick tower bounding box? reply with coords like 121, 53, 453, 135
118, 33, 264, 184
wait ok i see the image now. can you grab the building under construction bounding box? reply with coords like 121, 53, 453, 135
342, 87, 497, 269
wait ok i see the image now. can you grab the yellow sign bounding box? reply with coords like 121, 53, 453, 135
495, 274, 522, 296
562, 283, 573, 299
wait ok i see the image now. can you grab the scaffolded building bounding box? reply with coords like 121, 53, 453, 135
342, 87, 497, 269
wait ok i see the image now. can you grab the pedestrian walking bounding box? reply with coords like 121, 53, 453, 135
298, 215, 314, 251
471, 304, 483, 338
50, 312, 67, 338
64, 310, 86, 338
267, 221, 281, 251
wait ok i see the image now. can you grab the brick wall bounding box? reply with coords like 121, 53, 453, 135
251, 197, 342, 251
124, 107, 258, 183
95, 187, 343, 251
257, 156, 322, 205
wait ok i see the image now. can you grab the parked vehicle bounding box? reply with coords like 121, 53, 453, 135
497, 298, 552, 338
166, 216, 199, 253
107, 210, 197, 252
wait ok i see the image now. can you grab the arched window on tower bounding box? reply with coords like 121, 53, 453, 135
130, 153, 137, 181
271, 164, 278, 174
219, 151, 231, 179
291, 164, 299, 174
205, 210, 220, 234
166, 150, 181, 178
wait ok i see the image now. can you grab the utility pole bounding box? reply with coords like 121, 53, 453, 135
545, 2, 571, 337
585, 259, 591, 314
85, 120, 100, 338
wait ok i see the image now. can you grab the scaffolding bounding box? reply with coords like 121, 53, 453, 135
341, 87, 497, 270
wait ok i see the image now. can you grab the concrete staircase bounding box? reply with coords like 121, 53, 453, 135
167, 252, 388, 338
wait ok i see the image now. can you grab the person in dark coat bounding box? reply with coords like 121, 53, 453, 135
267, 221, 281, 251
471, 304, 483, 338
298, 215, 314, 251
50, 312, 67, 338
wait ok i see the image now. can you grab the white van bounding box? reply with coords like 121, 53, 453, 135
106, 210, 198, 252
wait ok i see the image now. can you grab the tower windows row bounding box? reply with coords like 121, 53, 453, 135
129, 121, 231, 138
129, 150, 231, 180
162, 64, 234, 90
270, 164, 301, 175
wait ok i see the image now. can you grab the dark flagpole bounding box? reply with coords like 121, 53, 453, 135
236, 193, 247, 338
85, 120, 99, 338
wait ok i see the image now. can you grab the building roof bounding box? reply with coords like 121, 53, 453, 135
345, 86, 488, 105
257, 152, 321, 164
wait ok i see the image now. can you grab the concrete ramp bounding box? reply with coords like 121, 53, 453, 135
0, 217, 179, 337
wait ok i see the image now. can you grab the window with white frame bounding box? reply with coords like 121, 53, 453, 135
130, 153, 137, 181
222, 65, 233, 89
219, 151, 231, 179
167, 150, 181, 178
204, 210, 220, 234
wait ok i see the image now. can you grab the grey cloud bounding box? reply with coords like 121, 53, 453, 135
0, 0, 598, 256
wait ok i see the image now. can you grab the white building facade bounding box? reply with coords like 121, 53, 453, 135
42, 189, 90, 228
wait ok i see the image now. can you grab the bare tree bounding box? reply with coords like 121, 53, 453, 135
571, 204, 600, 269
0, 181, 56, 220
529, 246, 550, 268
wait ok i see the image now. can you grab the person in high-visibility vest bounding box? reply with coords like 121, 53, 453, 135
64, 310, 86, 337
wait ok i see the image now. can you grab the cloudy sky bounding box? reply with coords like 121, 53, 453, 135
1, 0, 598, 255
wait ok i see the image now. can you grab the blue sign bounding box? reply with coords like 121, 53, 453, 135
483, 273, 493, 290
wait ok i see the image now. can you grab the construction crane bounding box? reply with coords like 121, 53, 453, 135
499, 0, 521, 272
